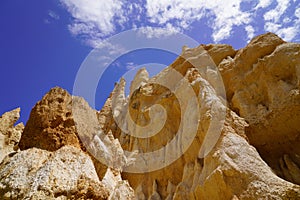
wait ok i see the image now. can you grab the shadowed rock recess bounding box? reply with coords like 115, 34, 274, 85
1, 33, 300, 199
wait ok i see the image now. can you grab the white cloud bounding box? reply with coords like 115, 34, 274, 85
255, 0, 272, 9
137, 24, 181, 38
276, 27, 298, 41
206, 0, 252, 42
283, 17, 292, 24
60, 0, 300, 47
60, 0, 124, 37
245, 25, 255, 41
264, 21, 299, 42
145, 0, 252, 42
263, 0, 290, 22
262, 0, 300, 42
295, 6, 300, 18
146, 0, 206, 24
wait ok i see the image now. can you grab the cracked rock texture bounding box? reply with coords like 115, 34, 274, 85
0, 145, 109, 199
1, 33, 300, 199
18, 87, 82, 152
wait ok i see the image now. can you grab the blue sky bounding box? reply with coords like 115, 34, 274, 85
1, 0, 300, 123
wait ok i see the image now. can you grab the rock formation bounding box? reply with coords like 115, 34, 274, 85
18, 87, 82, 151
97, 32, 300, 199
218, 33, 300, 185
0, 108, 24, 162
1, 88, 135, 199
0, 145, 109, 199
1, 32, 300, 199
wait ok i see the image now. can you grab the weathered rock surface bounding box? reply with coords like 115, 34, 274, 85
1, 32, 300, 199
219, 33, 300, 185
0, 145, 109, 199
18, 87, 82, 151
1, 88, 135, 199
17, 87, 131, 180
96, 33, 300, 199
0, 108, 24, 163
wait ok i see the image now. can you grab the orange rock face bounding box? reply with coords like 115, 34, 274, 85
19, 87, 82, 151
96, 33, 300, 199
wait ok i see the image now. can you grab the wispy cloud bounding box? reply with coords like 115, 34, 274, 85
263, 0, 300, 41
44, 10, 60, 24
263, 0, 290, 22
125, 62, 136, 70
48, 10, 60, 20
59, 0, 300, 47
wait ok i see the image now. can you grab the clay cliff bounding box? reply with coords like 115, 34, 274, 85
1, 32, 300, 199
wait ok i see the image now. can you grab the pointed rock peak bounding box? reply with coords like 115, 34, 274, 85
19, 86, 81, 151
129, 67, 149, 96
111, 78, 126, 106
181, 45, 189, 53
136, 67, 149, 78
47, 86, 69, 95
0, 108, 24, 162
181, 44, 206, 60
0, 107, 21, 130
43, 86, 71, 101
112, 78, 126, 96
